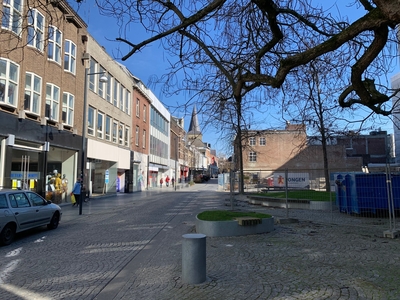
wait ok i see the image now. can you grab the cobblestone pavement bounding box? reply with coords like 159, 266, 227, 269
0, 181, 400, 300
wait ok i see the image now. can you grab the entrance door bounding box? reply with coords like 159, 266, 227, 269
11, 150, 39, 191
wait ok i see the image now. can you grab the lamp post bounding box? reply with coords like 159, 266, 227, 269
79, 67, 107, 215
175, 136, 178, 191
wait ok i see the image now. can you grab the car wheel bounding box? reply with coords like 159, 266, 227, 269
0, 223, 16, 246
47, 212, 60, 230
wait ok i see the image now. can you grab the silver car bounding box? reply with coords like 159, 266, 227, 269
0, 189, 62, 246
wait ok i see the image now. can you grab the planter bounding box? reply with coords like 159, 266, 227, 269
196, 215, 274, 237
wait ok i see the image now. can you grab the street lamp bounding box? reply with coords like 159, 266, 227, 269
175, 136, 178, 191
79, 68, 107, 215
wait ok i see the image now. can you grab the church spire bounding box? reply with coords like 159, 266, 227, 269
188, 105, 202, 135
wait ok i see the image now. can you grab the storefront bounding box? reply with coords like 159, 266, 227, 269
0, 113, 82, 202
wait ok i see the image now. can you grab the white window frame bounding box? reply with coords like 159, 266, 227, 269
24, 72, 41, 114
1, 0, 23, 35
249, 152, 257, 162
136, 99, 140, 117
27, 9, 44, 51
47, 26, 62, 64
0, 58, 19, 107
45, 83, 60, 121
249, 137, 256, 146
143, 105, 146, 122
124, 126, 129, 146
112, 121, 118, 143
88, 106, 95, 136
97, 112, 104, 139
88, 58, 96, 92
105, 115, 111, 141
106, 75, 112, 102
142, 129, 146, 148
119, 84, 124, 110
113, 80, 119, 107
98, 65, 106, 98
119, 123, 124, 145
62, 92, 74, 126
125, 90, 130, 114
135, 126, 139, 146
260, 137, 266, 146
64, 40, 76, 74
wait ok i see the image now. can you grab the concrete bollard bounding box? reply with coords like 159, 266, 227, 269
182, 233, 206, 284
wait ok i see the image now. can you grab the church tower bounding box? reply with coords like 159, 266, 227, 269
187, 105, 204, 147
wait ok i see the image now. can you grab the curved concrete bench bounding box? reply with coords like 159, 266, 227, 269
196, 215, 274, 237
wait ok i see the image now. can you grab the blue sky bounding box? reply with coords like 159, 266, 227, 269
70, 1, 398, 155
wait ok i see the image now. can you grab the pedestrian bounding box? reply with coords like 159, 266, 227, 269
160, 177, 163, 188
166, 175, 170, 187
171, 177, 175, 187
71, 177, 81, 207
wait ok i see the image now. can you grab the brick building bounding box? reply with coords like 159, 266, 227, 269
0, 0, 88, 200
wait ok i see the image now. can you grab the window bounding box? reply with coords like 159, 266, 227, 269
88, 58, 96, 91
2, 0, 23, 35
45, 83, 60, 120
142, 129, 146, 148
27, 192, 45, 206
143, 105, 146, 122
98, 66, 105, 98
27, 9, 44, 51
105, 115, 111, 141
260, 137, 266, 146
113, 80, 119, 106
119, 84, 124, 110
124, 127, 129, 146
88, 106, 95, 136
62, 92, 74, 126
97, 112, 104, 139
24, 73, 41, 114
249, 137, 256, 146
249, 152, 257, 162
135, 126, 139, 146
0, 58, 19, 106
47, 26, 62, 64
136, 99, 140, 117
125, 90, 130, 114
106, 75, 112, 102
119, 123, 124, 145
0, 194, 7, 208
64, 40, 76, 74
112, 121, 118, 143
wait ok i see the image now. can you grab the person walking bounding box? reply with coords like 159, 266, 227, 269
71, 177, 81, 207
160, 177, 163, 188
166, 175, 170, 187
171, 177, 175, 187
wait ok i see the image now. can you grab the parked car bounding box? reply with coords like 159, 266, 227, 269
0, 189, 62, 246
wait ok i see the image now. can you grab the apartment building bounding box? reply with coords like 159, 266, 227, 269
0, 0, 88, 201
83, 34, 132, 194
131, 76, 151, 191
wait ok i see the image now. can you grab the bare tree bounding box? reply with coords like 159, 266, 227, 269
85, 0, 400, 191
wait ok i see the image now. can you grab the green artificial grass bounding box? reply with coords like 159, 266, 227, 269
197, 210, 271, 221
254, 190, 335, 201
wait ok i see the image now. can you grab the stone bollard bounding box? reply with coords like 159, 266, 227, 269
182, 233, 206, 284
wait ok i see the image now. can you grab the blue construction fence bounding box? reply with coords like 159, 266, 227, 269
334, 172, 399, 215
